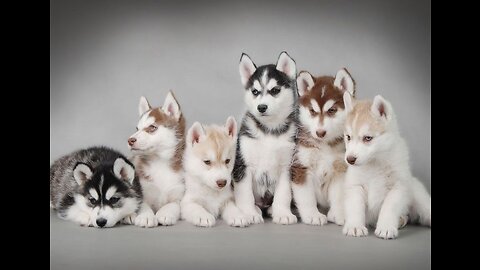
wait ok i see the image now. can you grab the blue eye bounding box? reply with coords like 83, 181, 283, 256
252, 89, 260, 96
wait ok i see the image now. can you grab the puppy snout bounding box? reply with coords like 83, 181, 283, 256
128, 137, 136, 146
257, 104, 268, 113
96, 218, 107, 228
346, 156, 357, 165
216, 179, 227, 188
316, 130, 326, 138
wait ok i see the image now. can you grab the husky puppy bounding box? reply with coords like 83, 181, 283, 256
233, 52, 298, 225
342, 94, 431, 239
126, 91, 185, 227
50, 146, 142, 228
291, 69, 355, 226
181, 117, 250, 227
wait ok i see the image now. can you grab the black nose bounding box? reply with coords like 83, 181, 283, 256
346, 156, 357, 165
96, 218, 107, 227
128, 138, 136, 146
257, 104, 268, 113
216, 179, 227, 188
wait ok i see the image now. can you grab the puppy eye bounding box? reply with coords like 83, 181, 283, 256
109, 197, 120, 204
225, 159, 231, 164
251, 89, 260, 96
327, 107, 337, 115
147, 125, 157, 133
346, 135, 351, 141
269, 87, 281, 96
363, 136, 373, 142
309, 108, 316, 115
89, 197, 97, 204
203, 160, 211, 165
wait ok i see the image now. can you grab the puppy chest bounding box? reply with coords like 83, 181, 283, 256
240, 135, 295, 170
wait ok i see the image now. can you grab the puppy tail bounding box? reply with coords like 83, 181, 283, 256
411, 177, 431, 227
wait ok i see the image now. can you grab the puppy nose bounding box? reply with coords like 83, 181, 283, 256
96, 218, 107, 227
128, 138, 136, 146
316, 130, 326, 138
346, 156, 357, 165
257, 104, 268, 113
216, 179, 227, 188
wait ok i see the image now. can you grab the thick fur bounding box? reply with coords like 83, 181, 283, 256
50, 146, 142, 228
127, 91, 186, 227
291, 69, 355, 226
181, 117, 250, 227
233, 52, 298, 225
342, 94, 431, 239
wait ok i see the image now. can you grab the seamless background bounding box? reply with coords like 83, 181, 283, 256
50, 0, 431, 191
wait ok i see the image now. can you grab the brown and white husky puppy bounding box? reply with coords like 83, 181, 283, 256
125, 91, 186, 227
181, 117, 250, 227
290, 69, 355, 226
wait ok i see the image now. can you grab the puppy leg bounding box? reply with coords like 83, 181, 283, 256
343, 184, 368, 237
292, 176, 326, 225
375, 184, 410, 240
222, 200, 250, 227
234, 170, 263, 224
327, 177, 345, 226
156, 202, 180, 226
181, 202, 216, 227
134, 202, 157, 228
271, 170, 297, 225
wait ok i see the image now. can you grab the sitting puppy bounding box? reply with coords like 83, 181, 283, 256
50, 146, 142, 228
181, 117, 249, 227
342, 94, 431, 239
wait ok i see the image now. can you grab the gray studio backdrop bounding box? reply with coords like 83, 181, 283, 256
50, 0, 431, 191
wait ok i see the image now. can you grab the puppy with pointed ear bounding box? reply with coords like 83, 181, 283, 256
239, 53, 257, 88
334, 68, 356, 96
343, 92, 355, 113
224, 116, 237, 140
371, 95, 393, 122
138, 96, 152, 116
296, 71, 315, 97
73, 163, 93, 186
276, 51, 296, 80
187, 122, 206, 147
162, 91, 182, 121
113, 157, 136, 184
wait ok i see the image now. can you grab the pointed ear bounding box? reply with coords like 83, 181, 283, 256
225, 116, 237, 139
138, 96, 151, 116
334, 68, 355, 96
276, 51, 296, 79
73, 163, 93, 185
162, 91, 181, 121
371, 95, 391, 120
297, 71, 315, 97
113, 157, 135, 184
343, 92, 354, 113
239, 53, 257, 87
187, 122, 205, 146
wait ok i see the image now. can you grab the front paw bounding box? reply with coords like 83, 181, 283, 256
192, 213, 216, 227
272, 210, 298, 225
75, 212, 92, 227
156, 213, 178, 226
134, 212, 157, 228
301, 211, 327, 226
375, 226, 398, 239
327, 210, 345, 226
122, 213, 137, 225
227, 215, 250, 227
343, 224, 368, 237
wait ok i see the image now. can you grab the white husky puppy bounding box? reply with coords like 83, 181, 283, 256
342, 94, 431, 239
181, 117, 249, 227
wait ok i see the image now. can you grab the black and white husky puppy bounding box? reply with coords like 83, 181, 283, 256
233, 52, 298, 225
50, 146, 142, 228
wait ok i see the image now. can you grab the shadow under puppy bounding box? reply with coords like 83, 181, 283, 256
181, 117, 250, 227
50, 146, 142, 228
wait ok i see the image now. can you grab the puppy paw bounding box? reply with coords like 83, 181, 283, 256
272, 210, 297, 225
301, 211, 327, 226
192, 213, 216, 227
134, 212, 157, 228
375, 226, 398, 240
156, 214, 177, 226
122, 213, 137, 225
398, 215, 408, 229
327, 210, 345, 226
343, 224, 368, 237
227, 215, 250, 227
75, 212, 92, 227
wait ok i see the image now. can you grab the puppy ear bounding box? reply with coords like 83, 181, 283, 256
297, 71, 315, 97
138, 96, 151, 116
73, 163, 93, 185
343, 92, 354, 113
371, 95, 392, 121
113, 157, 135, 184
225, 116, 237, 139
276, 51, 296, 79
239, 53, 257, 87
187, 122, 205, 146
162, 91, 181, 121
334, 68, 355, 96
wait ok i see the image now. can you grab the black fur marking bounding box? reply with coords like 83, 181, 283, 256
232, 141, 246, 183
244, 65, 293, 90
246, 111, 296, 136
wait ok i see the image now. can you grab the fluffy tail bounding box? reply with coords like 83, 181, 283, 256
410, 178, 431, 227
